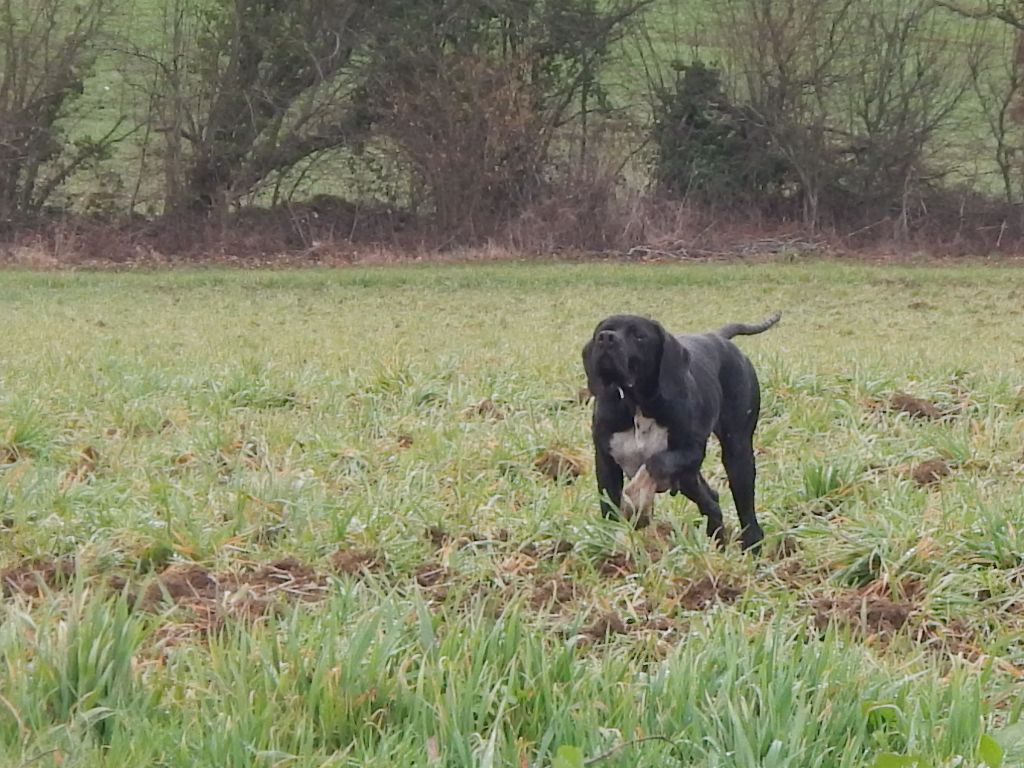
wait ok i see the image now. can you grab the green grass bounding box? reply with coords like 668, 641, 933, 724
2, 262, 1024, 767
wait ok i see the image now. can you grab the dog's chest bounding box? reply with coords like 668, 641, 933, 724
608, 412, 668, 478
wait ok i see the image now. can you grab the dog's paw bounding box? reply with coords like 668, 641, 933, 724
740, 524, 765, 553
622, 466, 657, 527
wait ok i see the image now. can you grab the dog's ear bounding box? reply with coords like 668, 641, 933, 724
582, 338, 606, 397
657, 324, 689, 395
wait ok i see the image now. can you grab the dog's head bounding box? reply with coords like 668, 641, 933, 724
582, 314, 687, 398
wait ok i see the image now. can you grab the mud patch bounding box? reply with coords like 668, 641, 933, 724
811, 593, 914, 634
531, 576, 578, 609
910, 458, 951, 486
465, 398, 505, 420
887, 392, 943, 420
414, 561, 448, 588
246, 557, 326, 602
520, 539, 574, 560
331, 547, 383, 576
427, 525, 451, 549
578, 612, 629, 642
1, 556, 76, 598
675, 575, 742, 610
765, 535, 800, 560
595, 552, 636, 577
139, 564, 223, 609
534, 448, 585, 482
138, 558, 327, 624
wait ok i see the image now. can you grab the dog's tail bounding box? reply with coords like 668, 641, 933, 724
715, 311, 782, 340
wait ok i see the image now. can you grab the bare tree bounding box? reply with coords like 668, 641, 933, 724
650, 0, 975, 231
0, 0, 125, 223
371, 0, 648, 238
137, 0, 376, 216
716, 0, 860, 227
839, 0, 978, 236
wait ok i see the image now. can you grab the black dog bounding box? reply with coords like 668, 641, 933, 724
582, 312, 780, 551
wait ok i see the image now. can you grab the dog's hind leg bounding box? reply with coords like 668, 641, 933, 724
720, 435, 764, 552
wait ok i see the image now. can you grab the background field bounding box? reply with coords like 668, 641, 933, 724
2, 262, 1024, 766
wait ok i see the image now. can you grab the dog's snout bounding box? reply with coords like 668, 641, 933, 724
596, 330, 617, 346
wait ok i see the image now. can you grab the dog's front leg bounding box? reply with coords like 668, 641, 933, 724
595, 445, 624, 520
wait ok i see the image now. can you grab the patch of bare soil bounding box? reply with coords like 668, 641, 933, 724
534, 448, 585, 482
425, 525, 505, 553
0, 445, 20, 464
910, 458, 952, 486
414, 562, 448, 588
464, 398, 505, 420
331, 547, 383, 576
811, 593, 913, 634
138, 557, 328, 637
1, 556, 76, 598
519, 539, 574, 559
427, 525, 451, 549
887, 392, 944, 420
530, 576, 579, 609
764, 535, 799, 560
674, 575, 742, 611
579, 611, 629, 642
595, 552, 636, 577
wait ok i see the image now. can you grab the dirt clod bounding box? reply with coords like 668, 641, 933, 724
427, 525, 450, 549
531, 577, 577, 609
397, 434, 414, 448
911, 458, 951, 486
596, 552, 635, 577
331, 547, 382, 576
676, 575, 742, 610
580, 612, 629, 641
888, 392, 943, 420
534, 449, 584, 482
1, 556, 76, 598
415, 562, 448, 588
142, 564, 220, 608
470, 398, 504, 420
811, 594, 913, 634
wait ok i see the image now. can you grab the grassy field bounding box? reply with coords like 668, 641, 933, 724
2, 262, 1024, 767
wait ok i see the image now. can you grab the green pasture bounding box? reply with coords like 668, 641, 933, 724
1, 262, 1023, 766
